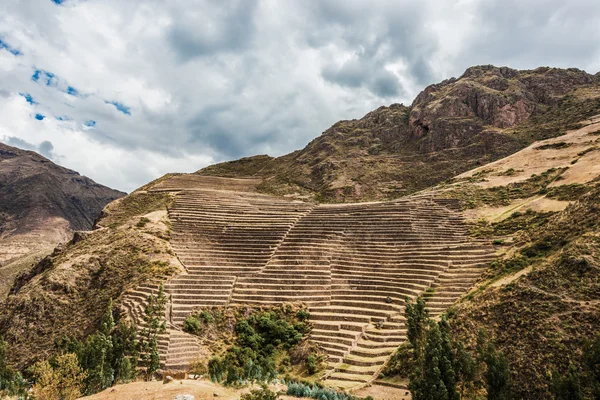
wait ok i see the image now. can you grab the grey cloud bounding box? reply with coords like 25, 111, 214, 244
2, 0, 600, 192
321, 55, 403, 98
167, 0, 259, 61
5, 136, 37, 151
4, 136, 54, 159
38, 140, 54, 158
457, 0, 600, 73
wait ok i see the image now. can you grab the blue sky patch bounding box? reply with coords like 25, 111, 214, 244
84, 120, 96, 127
51, 0, 65, 4
66, 86, 79, 96
0, 39, 21, 56
34, 113, 45, 120
31, 69, 56, 86
19, 93, 37, 105
105, 100, 131, 115
56, 115, 72, 121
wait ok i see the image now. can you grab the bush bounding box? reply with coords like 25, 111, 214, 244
200, 310, 214, 323
305, 355, 317, 375
136, 217, 151, 227
184, 315, 202, 334
241, 384, 279, 400
208, 310, 310, 385
296, 309, 310, 321
286, 382, 359, 400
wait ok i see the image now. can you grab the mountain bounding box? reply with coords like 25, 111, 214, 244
0, 143, 125, 298
200, 66, 600, 202
1, 66, 600, 399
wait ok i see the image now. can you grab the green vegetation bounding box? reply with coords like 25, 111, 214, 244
446, 167, 568, 209
535, 142, 571, 150
29, 353, 87, 400
451, 185, 600, 398
138, 285, 168, 377
136, 217, 151, 227
56, 299, 138, 395
286, 382, 361, 400
382, 297, 511, 400
242, 384, 280, 400
206, 307, 316, 386
546, 183, 591, 201
0, 336, 27, 399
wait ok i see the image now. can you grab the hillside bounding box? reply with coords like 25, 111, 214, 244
408, 114, 600, 398
1, 66, 600, 399
0, 143, 125, 299
199, 66, 600, 202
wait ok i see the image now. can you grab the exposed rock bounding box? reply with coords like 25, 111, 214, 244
163, 375, 174, 384
174, 394, 194, 400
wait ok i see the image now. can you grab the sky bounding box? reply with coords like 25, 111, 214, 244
0, 0, 599, 192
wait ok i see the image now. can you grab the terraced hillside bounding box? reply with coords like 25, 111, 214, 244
119, 175, 496, 389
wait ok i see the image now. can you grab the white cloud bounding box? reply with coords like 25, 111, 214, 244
0, 0, 599, 192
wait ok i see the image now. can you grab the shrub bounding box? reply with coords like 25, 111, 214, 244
184, 315, 202, 334
286, 382, 359, 399
296, 309, 310, 321
136, 217, 151, 228
305, 355, 317, 375
241, 384, 279, 400
0, 337, 28, 399
208, 309, 310, 385
200, 310, 214, 323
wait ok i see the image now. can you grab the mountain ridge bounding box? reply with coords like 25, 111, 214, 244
198, 65, 600, 203
0, 142, 126, 298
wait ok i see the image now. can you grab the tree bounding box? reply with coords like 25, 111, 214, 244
406, 296, 429, 363
481, 340, 511, 400
29, 353, 87, 400
139, 284, 168, 377
56, 299, 139, 395
410, 320, 459, 400
551, 363, 584, 400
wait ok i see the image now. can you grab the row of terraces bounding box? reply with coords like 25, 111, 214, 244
119, 175, 495, 389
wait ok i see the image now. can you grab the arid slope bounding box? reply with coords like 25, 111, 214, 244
0, 143, 125, 298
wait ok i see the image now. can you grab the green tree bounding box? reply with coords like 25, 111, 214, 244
551, 363, 584, 400
481, 339, 511, 400
56, 299, 138, 395
139, 284, 168, 377
410, 321, 459, 400
406, 296, 429, 363
29, 353, 87, 400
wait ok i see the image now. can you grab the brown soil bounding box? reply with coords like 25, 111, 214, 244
457, 115, 600, 189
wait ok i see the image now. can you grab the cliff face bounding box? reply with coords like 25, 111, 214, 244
199, 66, 600, 202
0, 143, 125, 298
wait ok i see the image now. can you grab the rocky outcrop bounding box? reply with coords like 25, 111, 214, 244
408, 66, 596, 147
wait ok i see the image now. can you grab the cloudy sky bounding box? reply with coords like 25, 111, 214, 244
1, 0, 599, 192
